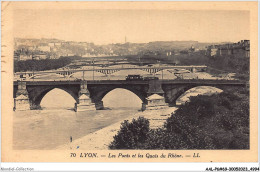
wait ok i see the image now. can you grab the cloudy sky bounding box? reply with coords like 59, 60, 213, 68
14, 9, 250, 44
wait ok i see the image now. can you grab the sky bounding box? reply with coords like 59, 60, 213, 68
14, 9, 250, 44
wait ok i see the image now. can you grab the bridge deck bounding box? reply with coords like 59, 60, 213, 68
14, 65, 207, 75
13, 79, 247, 86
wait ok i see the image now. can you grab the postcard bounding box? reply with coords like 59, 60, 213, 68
1, 1, 258, 163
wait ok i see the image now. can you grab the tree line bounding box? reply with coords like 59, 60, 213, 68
14, 56, 80, 72
109, 87, 249, 149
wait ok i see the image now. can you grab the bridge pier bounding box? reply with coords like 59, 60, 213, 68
141, 102, 147, 111
145, 80, 168, 110
191, 67, 196, 73
14, 81, 30, 111
13, 79, 245, 112
147, 80, 165, 96
95, 100, 104, 110
75, 80, 96, 111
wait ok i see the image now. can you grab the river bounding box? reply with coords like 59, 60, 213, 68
13, 108, 141, 150
13, 86, 222, 150
13, 88, 142, 150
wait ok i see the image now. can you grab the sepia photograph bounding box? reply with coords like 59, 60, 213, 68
1, 1, 258, 164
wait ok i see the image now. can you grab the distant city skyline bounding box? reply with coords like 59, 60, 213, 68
14, 10, 250, 45
14, 37, 239, 45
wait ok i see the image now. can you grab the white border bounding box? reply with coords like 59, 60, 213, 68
0, 0, 259, 171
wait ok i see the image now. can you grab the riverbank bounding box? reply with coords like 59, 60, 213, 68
56, 107, 177, 150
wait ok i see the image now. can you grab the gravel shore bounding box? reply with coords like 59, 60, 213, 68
56, 107, 177, 150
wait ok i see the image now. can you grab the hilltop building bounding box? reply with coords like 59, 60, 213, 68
206, 40, 250, 58
33, 53, 48, 60
37, 45, 51, 52
19, 54, 33, 61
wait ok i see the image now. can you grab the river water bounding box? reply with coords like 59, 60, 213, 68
13, 86, 222, 150
13, 88, 142, 150
13, 108, 141, 150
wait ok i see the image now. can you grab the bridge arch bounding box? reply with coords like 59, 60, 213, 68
69, 70, 106, 79
41, 88, 77, 108
166, 85, 224, 106
89, 85, 147, 104
27, 73, 65, 80
102, 88, 143, 108
30, 86, 79, 107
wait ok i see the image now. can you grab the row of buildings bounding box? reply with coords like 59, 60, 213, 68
206, 40, 250, 58
14, 39, 120, 61
14, 52, 50, 61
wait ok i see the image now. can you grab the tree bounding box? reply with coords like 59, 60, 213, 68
14, 57, 75, 72
109, 88, 249, 150
109, 117, 150, 149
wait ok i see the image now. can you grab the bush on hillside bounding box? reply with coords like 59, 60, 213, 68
14, 56, 77, 72
109, 88, 249, 150
109, 117, 150, 149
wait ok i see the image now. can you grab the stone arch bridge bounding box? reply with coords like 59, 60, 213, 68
13, 79, 247, 111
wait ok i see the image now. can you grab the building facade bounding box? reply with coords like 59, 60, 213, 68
19, 54, 33, 61
206, 40, 250, 58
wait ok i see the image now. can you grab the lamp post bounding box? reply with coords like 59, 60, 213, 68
32, 53, 35, 82
92, 58, 95, 80
83, 70, 85, 81
160, 61, 164, 80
